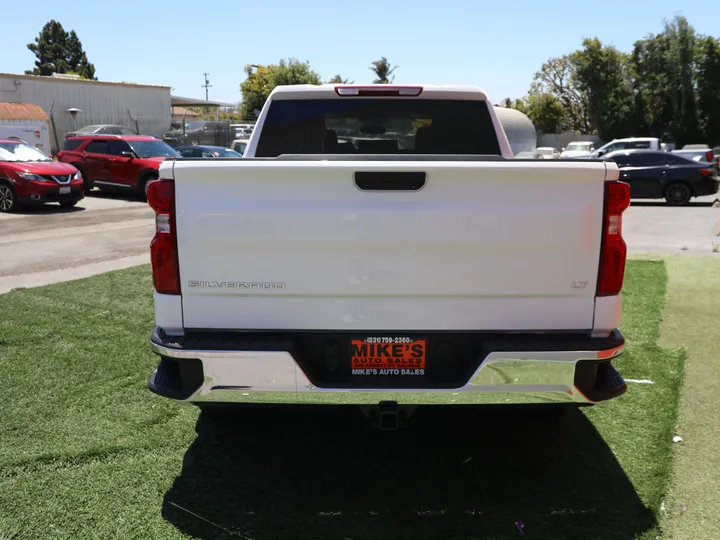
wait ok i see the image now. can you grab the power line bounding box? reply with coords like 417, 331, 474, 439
202, 73, 212, 101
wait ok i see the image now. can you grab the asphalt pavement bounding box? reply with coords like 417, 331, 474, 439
0, 191, 718, 294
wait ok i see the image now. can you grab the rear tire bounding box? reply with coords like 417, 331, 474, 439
137, 172, 158, 201
664, 182, 692, 206
0, 183, 19, 213
76, 167, 92, 193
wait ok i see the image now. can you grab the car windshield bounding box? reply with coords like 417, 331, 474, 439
128, 140, 180, 158
0, 142, 52, 162
566, 142, 592, 151
184, 122, 206, 131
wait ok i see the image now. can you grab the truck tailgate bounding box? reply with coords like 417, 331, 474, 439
172, 159, 611, 331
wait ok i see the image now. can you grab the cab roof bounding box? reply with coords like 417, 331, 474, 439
269, 84, 489, 101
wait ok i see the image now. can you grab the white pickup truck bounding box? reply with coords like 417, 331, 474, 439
147, 84, 630, 426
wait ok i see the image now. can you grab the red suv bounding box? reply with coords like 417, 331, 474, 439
0, 138, 83, 213
56, 135, 180, 198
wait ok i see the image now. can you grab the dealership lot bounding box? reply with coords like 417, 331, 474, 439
0, 192, 153, 294
1, 192, 718, 295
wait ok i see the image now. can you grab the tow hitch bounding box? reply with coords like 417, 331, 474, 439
360, 401, 416, 431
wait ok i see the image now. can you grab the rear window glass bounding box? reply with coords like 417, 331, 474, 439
63, 139, 83, 151
255, 99, 501, 157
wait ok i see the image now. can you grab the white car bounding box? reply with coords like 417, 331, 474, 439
536, 147, 560, 159
559, 141, 596, 159
230, 139, 249, 156
146, 84, 630, 428
592, 137, 662, 158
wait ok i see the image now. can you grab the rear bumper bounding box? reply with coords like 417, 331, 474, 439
693, 177, 719, 197
148, 328, 627, 406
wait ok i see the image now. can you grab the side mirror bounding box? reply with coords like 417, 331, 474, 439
121, 151, 134, 159
596, 150, 605, 158
561, 147, 566, 152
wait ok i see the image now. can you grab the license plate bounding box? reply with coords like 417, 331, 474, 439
350, 337, 426, 376
59, 187, 71, 195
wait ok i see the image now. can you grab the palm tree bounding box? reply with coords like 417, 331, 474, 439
327, 74, 354, 84
369, 57, 398, 84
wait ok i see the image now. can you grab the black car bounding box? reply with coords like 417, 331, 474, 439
176, 145, 243, 158
604, 150, 719, 205
163, 121, 232, 148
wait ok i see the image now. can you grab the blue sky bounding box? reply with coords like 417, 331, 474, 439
1, 1, 716, 106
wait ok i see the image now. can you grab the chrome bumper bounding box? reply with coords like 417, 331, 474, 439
149, 330, 626, 406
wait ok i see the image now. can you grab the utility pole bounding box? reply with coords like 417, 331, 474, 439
202, 73, 212, 101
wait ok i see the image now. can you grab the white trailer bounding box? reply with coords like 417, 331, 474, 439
0, 102, 52, 155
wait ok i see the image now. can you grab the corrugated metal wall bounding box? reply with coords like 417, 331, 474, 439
0, 74, 172, 152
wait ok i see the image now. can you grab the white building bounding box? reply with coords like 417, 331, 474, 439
0, 73, 172, 153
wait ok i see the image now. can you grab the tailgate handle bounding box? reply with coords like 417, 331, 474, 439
354, 171, 426, 191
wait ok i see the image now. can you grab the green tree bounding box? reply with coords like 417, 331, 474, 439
696, 36, 720, 145
530, 55, 589, 132
663, 15, 701, 145
26, 20, 69, 76
571, 38, 635, 140
512, 93, 567, 133
65, 30, 96, 79
369, 57, 398, 84
629, 33, 673, 138
239, 59, 322, 118
327, 74, 354, 84
26, 21, 96, 79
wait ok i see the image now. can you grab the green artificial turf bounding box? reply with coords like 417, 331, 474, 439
657, 256, 720, 540
0, 261, 686, 539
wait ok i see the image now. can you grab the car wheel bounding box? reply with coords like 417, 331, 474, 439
76, 167, 92, 193
0, 183, 19, 213
137, 173, 158, 201
60, 200, 78, 208
664, 182, 692, 206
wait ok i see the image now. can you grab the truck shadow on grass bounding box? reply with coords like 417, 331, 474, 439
162, 406, 654, 540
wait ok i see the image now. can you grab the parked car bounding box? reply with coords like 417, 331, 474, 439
559, 141, 596, 159
162, 121, 232, 148
56, 135, 179, 198
603, 149, 718, 205
65, 124, 137, 138
515, 151, 544, 159
682, 144, 709, 150
592, 137, 662, 158
0, 138, 83, 212
147, 83, 631, 423
672, 148, 716, 163
230, 124, 254, 139
230, 139, 249, 155
536, 147, 560, 159
176, 145, 243, 158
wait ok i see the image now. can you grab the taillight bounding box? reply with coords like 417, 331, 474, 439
699, 169, 713, 177
147, 179, 180, 295
597, 181, 631, 297
705, 150, 714, 162
335, 86, 423, 97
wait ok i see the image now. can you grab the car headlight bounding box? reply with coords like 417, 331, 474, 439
17, 172, 46, 182
73, 171, 82, 181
